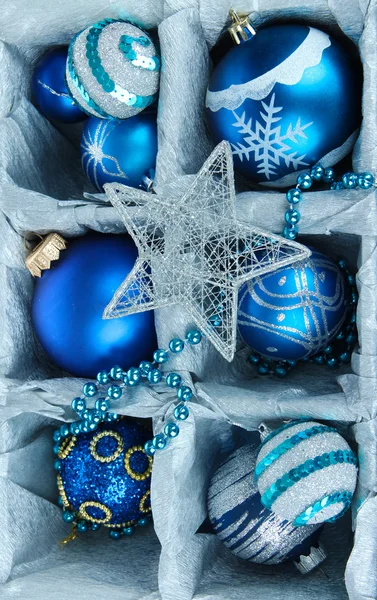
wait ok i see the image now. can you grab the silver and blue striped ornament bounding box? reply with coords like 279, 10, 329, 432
255, 420, 358, 526
208, 442, 325, 570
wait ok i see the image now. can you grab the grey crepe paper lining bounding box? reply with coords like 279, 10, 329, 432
0, 0, 376, 599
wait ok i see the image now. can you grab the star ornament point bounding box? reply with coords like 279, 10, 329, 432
103, 141, 310, 361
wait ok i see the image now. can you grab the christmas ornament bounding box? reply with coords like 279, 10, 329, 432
103, 141, 310, 362
30, 231, 156, 378
55, 417, 152, 539
238, 249, 349, 362
31, 47, 86, 123
208, 442, 326, 572
81, 111, 157, 191
66, 18, 160, 120
255, 420, 358, 526
206, 13, 362, 187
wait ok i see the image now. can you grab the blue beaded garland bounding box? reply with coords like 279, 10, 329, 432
186, 330, 202, 344
164, 422, 180, 438
153, 349, 169, 363
83, 382, 98, 397
166, 372, 182, 388
169, 338, 184, 353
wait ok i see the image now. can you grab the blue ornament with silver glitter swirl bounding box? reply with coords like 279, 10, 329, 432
56, 417, 152, 537
206, 24, 361, 187
208, 442, 325, 570
31, 47, 86, 123
81, 111, 157, 191
238, 249, 349, 362
32, 231, 157, 378
255, 421, 358, 526
66, 19, 160, 120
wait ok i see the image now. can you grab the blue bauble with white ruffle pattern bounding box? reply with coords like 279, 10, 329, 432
238, 250, 348, 361
206, 24, 361, 187
81, 112, 157, 191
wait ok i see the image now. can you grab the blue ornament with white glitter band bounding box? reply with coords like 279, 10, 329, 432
81, 112, 157, 191
255, 420, 358, 526
238, 249, 349, 362
208, 442, 326, 572
206, 21, 361, 187
66, 19, 160, 120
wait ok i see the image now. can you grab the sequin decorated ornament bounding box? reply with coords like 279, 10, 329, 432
208, 441, 326, 573
66, 19, 160, 120
55, 417, 152, 540
255, 420, 358, 526
206, 11, 361, 187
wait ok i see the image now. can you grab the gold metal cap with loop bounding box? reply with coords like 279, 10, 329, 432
25, 232, 67, 277
228, 10, 256, 45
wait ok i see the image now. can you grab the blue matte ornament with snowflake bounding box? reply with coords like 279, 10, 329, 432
238, 250, 349, 361
206, 19, 362, 187
81, 111, 157, 191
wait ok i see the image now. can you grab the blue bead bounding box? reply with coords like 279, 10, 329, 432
53, 430, 62, 443
144, 440, 156, 456
123, 526, 135, 536
139, 361, 153, 376
80, 421, 90, 433
173, 403, 189, 421
323, 167, 335, 183
338, 258, 348, 270
339, 351, 351, 364
147, 369, 162, 384
77, 519, 88, 533
166, 372, 182, 388
105, 412, 119, 422
57, 495, 64, 506
357, 172, 374, 189
127, 366, 141, 384
275, 365, 287, 378
186, 330, 202, 344
95, 398, 110, 412
313, 354, 325, 365
87, 409, 102, 424
81, 114, 157, 192
164, 422, 180, 438
71, 397, 86, 413
327, 357, 338, 368
285, 208, 300, 225
59, 424, 70, 438
257, 363, 270, 375
177, 385, 193, 401
330, 181, 344, 190
110, 366, 124, 381
82, 382, 98, 397
91, 523, 101, 531
169, 338, 185, 353
53, 444, 61, 455
107, 384, 122, 400
286, 188, 302, 204
152, 433, 167, 450
342, 172, 358, 189
88, 422, 98, 431
297, 173, 312, 189
209, 315, 222, 327
249, 352, 260, 364
62, 510, 75, 523
109, 530, 122, 540
97, 370, 109, 385
153, 349, 169, 363
137, 517, 149, 527
310, 165, 325, 181
70, 422, 81, 436
323, 345, 333, 355
283, 224, 298, 240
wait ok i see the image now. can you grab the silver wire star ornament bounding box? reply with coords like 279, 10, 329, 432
103, 141, 310, 361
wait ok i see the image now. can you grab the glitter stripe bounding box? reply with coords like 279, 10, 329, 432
293, 490, 353, 526
255, 425, 338, 481
261, 449, 357, 509
261, 419, 312, 447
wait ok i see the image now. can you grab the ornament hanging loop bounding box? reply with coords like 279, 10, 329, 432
228, 10, 256, 45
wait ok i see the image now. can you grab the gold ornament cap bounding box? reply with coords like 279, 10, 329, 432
228, 10, 256, 45
26, 233, 67, 277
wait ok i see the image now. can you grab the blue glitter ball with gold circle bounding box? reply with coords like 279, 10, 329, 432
57, 418, 152, 533
238, 250, 349, 361
206, 24, 361, 187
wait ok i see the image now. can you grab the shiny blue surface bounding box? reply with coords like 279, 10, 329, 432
60, 419, 151, 526
81, 112, 157, 191
238, 250, 348, 361
31, 47, 86, 123
206, 25, 361, 184
32, 232, 157, 377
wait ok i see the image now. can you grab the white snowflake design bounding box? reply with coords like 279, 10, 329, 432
231, 93, 313, 180
81, 121, 129, 190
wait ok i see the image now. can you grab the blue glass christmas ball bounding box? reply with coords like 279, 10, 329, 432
238, 250, 348, 361
58, 418, 152, 531
66, 19, 160, 120
255, 421, 357, 526
208, 442, 323, 566
31, 47, 86, 123
206, 25, 361, 187
32, 232, 157, 377
81, 112, 157, 191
